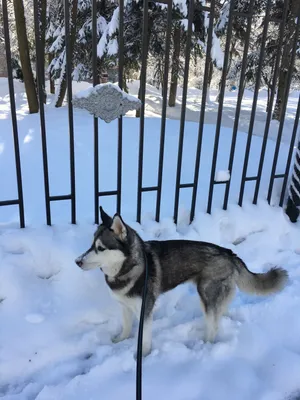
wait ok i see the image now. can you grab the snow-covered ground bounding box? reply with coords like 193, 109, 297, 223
124, 81, 300, 144
1, 79, 300, 400
1, 205, 300, 400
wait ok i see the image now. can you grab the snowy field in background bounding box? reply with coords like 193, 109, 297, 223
0, 78, 297, 225
1, 79, 300, 400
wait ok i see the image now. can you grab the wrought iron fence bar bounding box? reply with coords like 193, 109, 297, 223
155, 0, 209, 11
0, 200, 20, 207
33, 0, 51, 225
206, 0, 235, 214
59, 0, 75, 222
223, 0, 255, 210
92, 0, 99, 224
155, 0, 173, 222
136, 0, 149, 224
253, 0, 290, 205
267, 8, 300, 204
141, 186, 158, 193
214, 180, 229, 185
238, 0, 272, 207
198, 4, 210, 11
280, 94, 300, 207
2, 0, 25, 228
233, 11, 252, 18
173, 0, 194, 224
49, 195, 72, 201
64, 0, 76, 224
244, 176, 258, 182
117, 0, 124, 214
179, 183, 194, 189
190, 0, 216, 222
98, 190, 118, 196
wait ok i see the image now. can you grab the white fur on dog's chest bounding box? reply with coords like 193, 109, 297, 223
110, 288, 141, 317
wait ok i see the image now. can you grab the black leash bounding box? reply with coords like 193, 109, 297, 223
136, 246, 148, 400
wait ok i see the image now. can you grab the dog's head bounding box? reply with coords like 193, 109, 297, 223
75, 207, 130, 277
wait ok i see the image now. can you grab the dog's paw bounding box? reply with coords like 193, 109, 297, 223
133, 347, 152, 360
111, 333, 129, 344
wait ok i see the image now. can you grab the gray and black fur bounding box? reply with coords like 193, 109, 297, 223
75, 207, 288, 356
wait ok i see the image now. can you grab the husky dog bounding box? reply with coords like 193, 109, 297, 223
75, 207, 288, 357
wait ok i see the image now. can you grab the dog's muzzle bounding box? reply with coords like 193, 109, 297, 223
75, 246, 93, 269
75, 256, 84, 268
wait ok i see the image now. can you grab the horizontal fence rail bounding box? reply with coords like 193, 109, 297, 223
1, 0, 300, 229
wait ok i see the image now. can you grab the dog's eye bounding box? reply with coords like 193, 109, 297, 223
97, 245, 105, 252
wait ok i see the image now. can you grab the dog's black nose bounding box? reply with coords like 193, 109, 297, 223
75, 258, 83, 268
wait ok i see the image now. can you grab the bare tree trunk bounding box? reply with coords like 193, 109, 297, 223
266, 85, 271, 113
123, 74, 128, 93
273, 0, 298, 120
168, 24, 181, 107
13, 0, 39, 113
48, 53, 55, 94
215, 79, 222, 103
39, 0, 47, 103
215, 40, 235, 103
206, 57, 213, 103
136, 73, 142, 118
55, 0, 77, 108
136, 15, 154, 117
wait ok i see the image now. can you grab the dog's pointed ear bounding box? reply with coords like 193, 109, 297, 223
111, 214, 127, 240
99, 206, 113, 227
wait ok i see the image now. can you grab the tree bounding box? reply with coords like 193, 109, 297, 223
168, 22, 181, 107
214, 0, 267, 102
38, 0, 47, 102
273, 0, 299, 120
54, 0, 78, 108
167, 0, 213, 107
13, 0, 39, 113
47, 0, 117, 106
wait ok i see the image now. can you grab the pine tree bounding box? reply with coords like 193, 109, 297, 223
273, 0, 300, 120
13, 0, 39, 113
46, 0, 117, 106
214, 0, 267, 102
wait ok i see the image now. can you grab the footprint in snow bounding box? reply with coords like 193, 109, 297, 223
25, 313, 45, 324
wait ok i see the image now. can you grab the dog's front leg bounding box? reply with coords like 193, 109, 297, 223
133, 311, 153, 359
141, 313, 153, 357
112, 306, 133, 343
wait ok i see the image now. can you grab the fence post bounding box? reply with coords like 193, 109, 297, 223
286, 139, 300, 223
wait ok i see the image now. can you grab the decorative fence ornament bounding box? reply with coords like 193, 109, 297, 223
73, 83, 141, 123
286, 139, 300, 223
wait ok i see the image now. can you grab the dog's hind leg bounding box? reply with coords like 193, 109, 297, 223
196, 278, 235, 343
112, 305, 133, 343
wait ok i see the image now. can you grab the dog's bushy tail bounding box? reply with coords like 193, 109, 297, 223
234, 257, 288, 295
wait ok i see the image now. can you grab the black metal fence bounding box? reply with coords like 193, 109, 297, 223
1, 0, 300, 228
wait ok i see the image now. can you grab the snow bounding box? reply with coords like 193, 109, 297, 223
97, 27, 108, 58
0, 205, 300, 400
97, 8, 119, 58
215, 170, 230, 182
216, 0, 230, 34
123, 81, 299, 144
173, 0, 188, 17
73, 82, 139, 104
1, 78, 300, 399
0, 77, 297, 224
108, 7, 119, 36
180, 18, 189, 31
107, 38, 118, 56
211, 31, 224, 70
